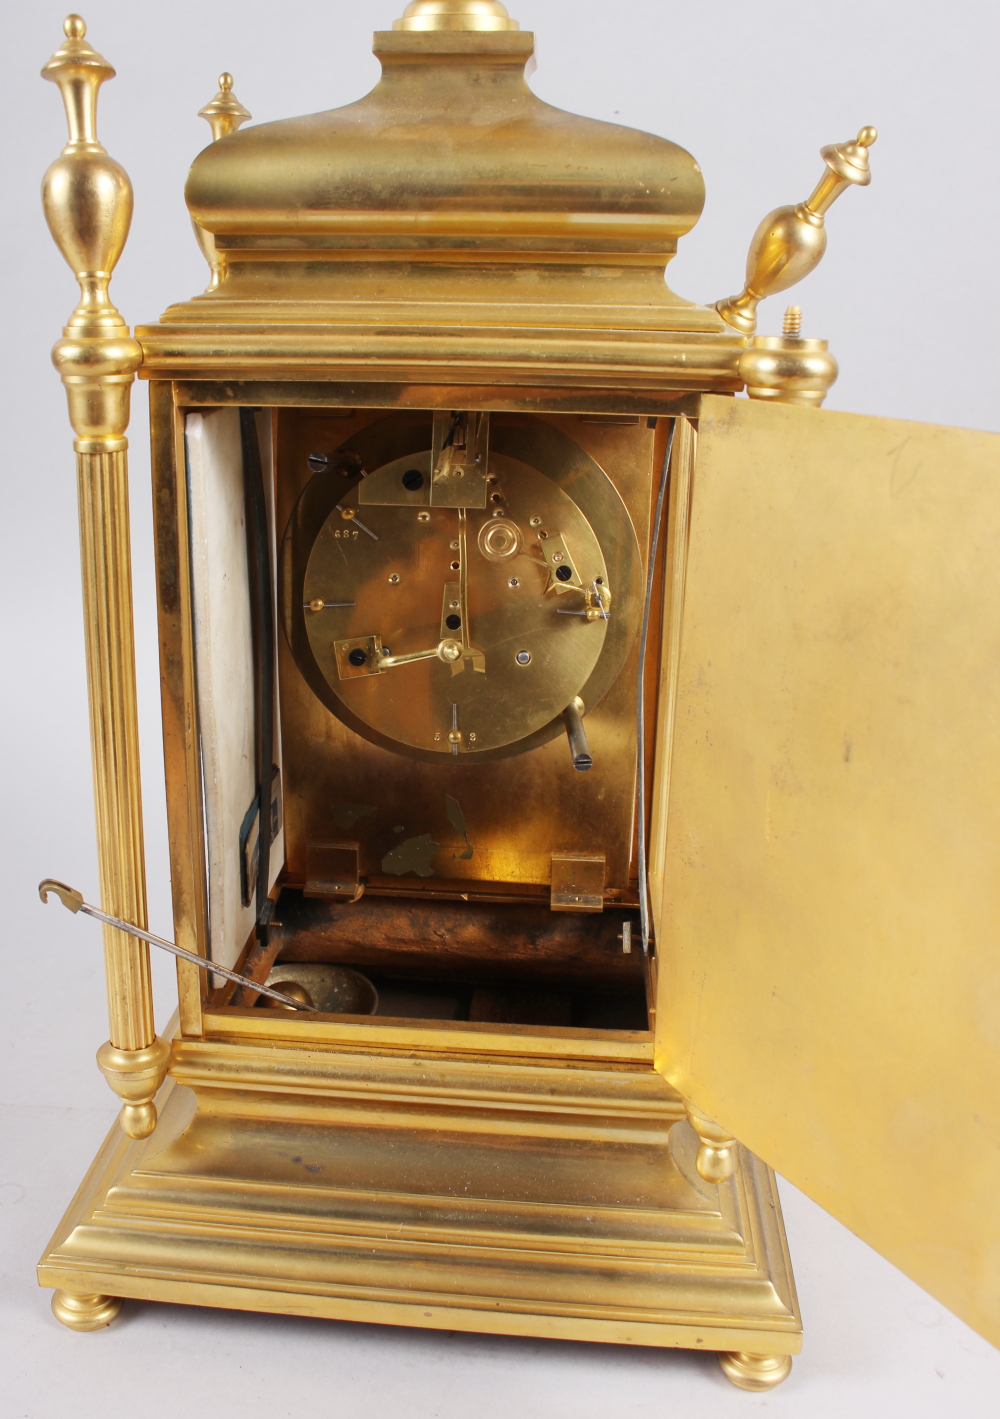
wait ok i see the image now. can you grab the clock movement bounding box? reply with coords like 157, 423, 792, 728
35, 2, 1000, 1392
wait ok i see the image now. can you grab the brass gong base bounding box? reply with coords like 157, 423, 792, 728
39, 1033, 800, 1377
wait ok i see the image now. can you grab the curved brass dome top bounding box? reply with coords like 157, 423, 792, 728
394, 0, 520, 30
185, 23, 704, 254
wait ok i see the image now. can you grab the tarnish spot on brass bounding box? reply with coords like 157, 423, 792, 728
331, 802, 376, 830
445, 794, 474, 860
382, 833, 440, 877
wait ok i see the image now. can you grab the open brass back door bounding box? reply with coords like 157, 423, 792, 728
652, 394, 1000, 1347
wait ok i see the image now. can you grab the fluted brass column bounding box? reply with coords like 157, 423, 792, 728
42, 15, 169, 1138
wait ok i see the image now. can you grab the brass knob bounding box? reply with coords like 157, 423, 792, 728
739, 307, 839, 409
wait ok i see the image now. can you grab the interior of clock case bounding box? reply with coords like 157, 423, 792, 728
184, 404, 665, 1033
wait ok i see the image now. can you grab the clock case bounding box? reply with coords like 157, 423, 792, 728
37, 6, 1000, 1385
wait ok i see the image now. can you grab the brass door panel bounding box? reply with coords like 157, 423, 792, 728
653, 395, 1000, 1346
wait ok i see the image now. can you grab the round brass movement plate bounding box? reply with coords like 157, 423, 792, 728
285, 415, 641, 764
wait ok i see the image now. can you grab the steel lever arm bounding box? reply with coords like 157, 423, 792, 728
39, 879, 310, 1010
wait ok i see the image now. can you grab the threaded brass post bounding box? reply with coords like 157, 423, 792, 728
782, 305, 802, 337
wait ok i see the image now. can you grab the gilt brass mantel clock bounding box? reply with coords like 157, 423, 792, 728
35, 2, 1000, 1392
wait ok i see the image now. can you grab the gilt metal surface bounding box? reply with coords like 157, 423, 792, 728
38, 1048, 800, 1356
653, 395, 1000, 1349
34, 0, 919, 1376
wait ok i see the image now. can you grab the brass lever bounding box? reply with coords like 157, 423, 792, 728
716, 127, 877, 335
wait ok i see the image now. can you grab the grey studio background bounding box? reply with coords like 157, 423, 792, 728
2, 2, 998, 1416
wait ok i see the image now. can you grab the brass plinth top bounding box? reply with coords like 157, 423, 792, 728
393, 0, 519, 30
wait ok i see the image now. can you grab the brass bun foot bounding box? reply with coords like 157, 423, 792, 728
51, 1289, 122, 1332
718, 1351, 793, 1391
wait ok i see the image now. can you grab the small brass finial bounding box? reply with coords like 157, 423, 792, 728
198, 70, 251, 143
782, 305, 802, 337
716, 126, 878, 336
193, 72, 251, 290
42, 14, 117, 147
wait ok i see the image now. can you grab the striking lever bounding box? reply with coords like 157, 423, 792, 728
39, 879, 310, 1010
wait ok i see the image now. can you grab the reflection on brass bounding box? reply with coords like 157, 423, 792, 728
550, 854, 605, 913
264, 964, 378, 1016
143, 5, 729, 392
716, 128, 876, 335
260, 978, 313, 1010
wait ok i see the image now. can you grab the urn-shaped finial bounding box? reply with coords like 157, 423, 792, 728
41, 15, 134, 337
41, 15, 141, 446
198, 71, 252, 143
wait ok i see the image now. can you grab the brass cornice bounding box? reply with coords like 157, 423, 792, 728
134, 323, 746, 391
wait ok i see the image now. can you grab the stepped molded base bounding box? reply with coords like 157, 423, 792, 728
39, 1035, 801, 1365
